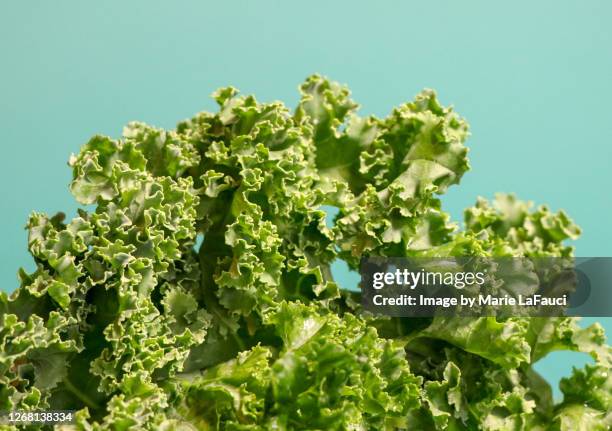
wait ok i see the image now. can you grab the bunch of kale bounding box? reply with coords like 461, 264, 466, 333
1, 76, 609, 430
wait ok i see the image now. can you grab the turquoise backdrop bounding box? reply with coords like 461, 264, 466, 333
1, 1, 610, 398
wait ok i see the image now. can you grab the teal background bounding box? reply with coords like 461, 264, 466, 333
1, 1, 610, 398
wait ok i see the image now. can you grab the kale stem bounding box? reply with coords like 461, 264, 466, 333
63, 377, 102, 411
231, 329, 247, 351
396, 317, 404, 336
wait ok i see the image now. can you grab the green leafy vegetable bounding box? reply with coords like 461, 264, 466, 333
1, 75, 609, 430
